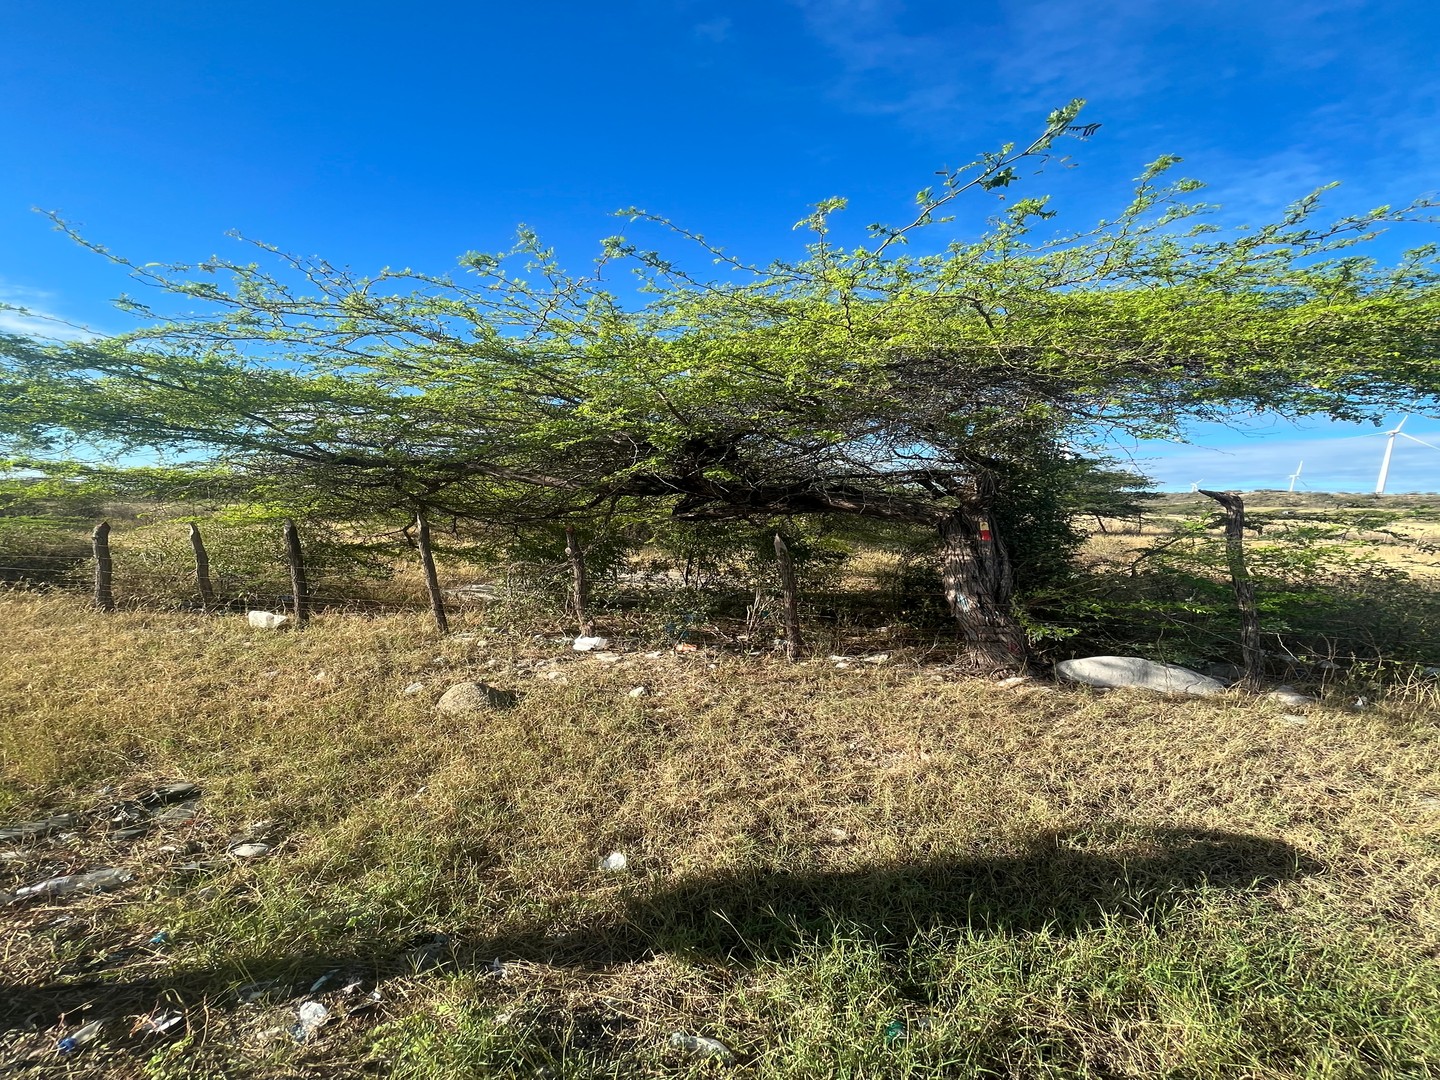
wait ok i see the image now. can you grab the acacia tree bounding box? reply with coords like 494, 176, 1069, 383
4, 100, 1439, 669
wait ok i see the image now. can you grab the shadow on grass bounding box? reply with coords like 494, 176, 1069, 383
2, 825, 1316, 1036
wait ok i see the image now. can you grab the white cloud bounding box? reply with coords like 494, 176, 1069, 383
0, 283, 94, 342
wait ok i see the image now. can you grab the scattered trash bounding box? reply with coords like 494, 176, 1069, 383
591, 651, 623, 663
57, 1019, 104, 1054
153, 802, 200, 824
402, 933, 455, 973
238, 978, 298, 1005
134, 1012, 184, 1037
862, 653, 890, 664
11, 867, 133, 903
674, 643, 698, 653
599, 851, 629, 872
996, 675, 1031, 689
346, 988, 383, 1016
228, 842, 272, 859
402, 682, 426, 695
108, 825, 151, 841
1353, 696, 1370, 710
309, 970, 339, 994
628, 686, 648, 697
247, 610, 291, 630
573, 636, 610, 652
644, 651, 665, 659
0, 814, 78, 843
668, 1032, 736, 1065
884, 1017, 933, 1045
144, 783, 202, 805
148, 931, 172, 946
487, 957, 507, 978
291, 1001, 330, 1042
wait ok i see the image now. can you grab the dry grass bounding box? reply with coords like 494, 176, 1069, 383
1, 593, 1439, 1077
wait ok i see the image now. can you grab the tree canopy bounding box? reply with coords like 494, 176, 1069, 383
4, 100, 1438, 666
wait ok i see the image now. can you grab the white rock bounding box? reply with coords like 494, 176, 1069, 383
247, 610, 291, 630
572, 636, 610, 652
1268, 686, 1319, 707
435, 682, 517, 713
1054, 656, 1226, 697
599, 851, 628, 872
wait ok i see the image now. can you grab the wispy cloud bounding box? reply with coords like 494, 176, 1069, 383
693, 16, 733, 43
0, 283, 95, 342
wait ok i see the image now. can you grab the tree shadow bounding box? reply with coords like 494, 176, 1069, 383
1, 825, 1316, 1037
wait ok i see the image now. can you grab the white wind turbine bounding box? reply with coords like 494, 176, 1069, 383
1369, 417, 1440, 494
1287, 460, 1304, 492
1189, 478, 1204, 493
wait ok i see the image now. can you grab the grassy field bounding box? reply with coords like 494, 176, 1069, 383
2, 593, 1440, 1078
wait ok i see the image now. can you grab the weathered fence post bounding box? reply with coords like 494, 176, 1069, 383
282, 519, 311, 626
414, 510, 449, 635
188, 522, 217, 609
773, 533, 803, 661
1199, 489, 1263, 688
565, 526, 593, 636
92, 521, 115, 612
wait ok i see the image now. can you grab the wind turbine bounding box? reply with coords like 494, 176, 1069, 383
1371, 417, 1440, 494
1189, 479, 1204, 493
1287, 460, 1304, 492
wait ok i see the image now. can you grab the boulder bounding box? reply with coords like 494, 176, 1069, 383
435, 681, 517, 713
1055, 656, 1226, 697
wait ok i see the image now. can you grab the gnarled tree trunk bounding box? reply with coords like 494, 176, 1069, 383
937, 500, 1027, 673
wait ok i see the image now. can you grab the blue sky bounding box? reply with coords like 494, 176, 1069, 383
4, 0, 1439, 491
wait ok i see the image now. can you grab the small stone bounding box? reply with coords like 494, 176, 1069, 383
1268, 686, 1319, 707
436, 682, 517, 713
628, 686, 648, 697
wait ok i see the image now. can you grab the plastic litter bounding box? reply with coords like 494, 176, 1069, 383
135, 1012, 184, 1036
674, 643, 698, 653
573, 636, 610, 652
668, 1032, 735, 1065
247, 610, 291, 630
57, 1019, 104, 1054
228, 842, 272, 859
402, 682, 426, 695
884, 1017, 933, 1045
628, 686, 648, 697
291, 1001, 330, 1042
13, 867, 133, 902
599, 851, 629, 872
0, 814, 78, 843
149, 931, 171, 946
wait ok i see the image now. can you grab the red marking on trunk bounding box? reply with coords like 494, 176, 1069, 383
979, 528, 992, 542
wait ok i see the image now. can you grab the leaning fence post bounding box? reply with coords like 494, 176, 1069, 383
282, 519, 311, 626
1199, 489, 1263, 688
773, 533, 803, 661
188, 522, 217, 609
565, 526, 593, 636
414, 510, 449, 635
92, 521, 115, 612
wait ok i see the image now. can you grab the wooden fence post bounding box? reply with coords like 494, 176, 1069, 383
1199, 490, 1263, 688
774, 533, 803, 661
282, 519, 311, 626
565, 526, 593, 636
188, 523, 217, 609
92, 521, 115, 612
415, 510, 449, 635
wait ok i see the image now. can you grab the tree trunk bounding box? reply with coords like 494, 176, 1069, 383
773, 533, 803, 661
937, 505, 1027, 672
282, 519, 311, 626
565, 526, 593, 636
188, 523, 216, 609
1199, 489, 1264, 688
92, 521, 114, 612
415, 510, 449, 635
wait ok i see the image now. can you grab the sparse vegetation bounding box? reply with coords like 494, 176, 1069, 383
3, 593, 1439, 1077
